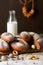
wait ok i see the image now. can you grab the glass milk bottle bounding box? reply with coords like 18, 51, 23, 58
7, 10, 18, 36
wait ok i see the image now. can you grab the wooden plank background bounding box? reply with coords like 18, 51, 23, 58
0, 0, 43, 34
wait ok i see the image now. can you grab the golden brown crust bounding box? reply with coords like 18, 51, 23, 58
11, 38, 29, 52
0, 39, 10, 53
1, 32, 14, 43
34, 37, 43, 50
34, 39, 40, 50
20, 31, 31, 42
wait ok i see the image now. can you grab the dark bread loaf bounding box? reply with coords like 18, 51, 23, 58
29, 32, 43, 50
1, 32, 15, 43
34, 38, 43, 50
11, 38, 29, 53
0, 39, 10, 53
20, 31, 31, 42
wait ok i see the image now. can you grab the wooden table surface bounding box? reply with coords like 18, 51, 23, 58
0, 52, 43, 65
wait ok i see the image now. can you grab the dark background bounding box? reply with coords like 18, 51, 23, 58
0, 0, 43, 34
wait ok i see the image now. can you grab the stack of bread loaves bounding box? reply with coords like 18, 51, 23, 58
0, 31, 43, 54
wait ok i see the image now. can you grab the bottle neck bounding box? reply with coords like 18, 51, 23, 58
9, 11, 17, 22
12, 13, 16, 21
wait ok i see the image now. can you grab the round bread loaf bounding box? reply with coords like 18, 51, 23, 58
34, 38, 43, 50
0, 39, 10, 53
1, 32, 15, 43
11, 38, 29, 53
20, 31, 31, 42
